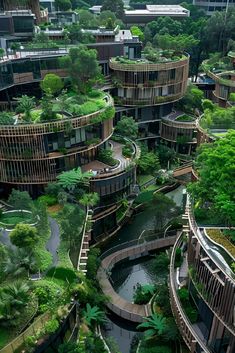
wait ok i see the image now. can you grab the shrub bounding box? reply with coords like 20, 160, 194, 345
97, 149, 117, 166
46, 266, 77, 284
44, 319, 59, 334
174, 247, 182, 267
38, 195, 57, 206
122, 143, 133, 158
10, 223, 39, 248
154, 251, 169, 270
133, 284, 155, 304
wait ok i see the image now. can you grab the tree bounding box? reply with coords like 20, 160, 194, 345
4, 247, 36, 277
40, 74, 64, 95
79, 192, 99, 207
59, 46, 102, 93
137, 148, 160, 175
40, 91, 57, 121
102, 0, 124, 19
60, 204, 85, 249
77, 9, 98, 29
115, 116, 138, 140
99, 10, 117, 29
8, 189, 33, 210
177, 84, 204, 113
137, 313, 167, 338
152, 193, 179, 230
188, 131, 235, 226
10, 224, 39, 248
154, 33, 199, 52
55, 0, 71, 11
10, 42, 20, 55
130, 26, 144, 42
58, 342, 79, 353
157, 144, 176, 167
83, 303, 106, 327
15, 95, 36, 122
0, 281, 30, 321
57, 167, 93, 192
0, 48, 5, 60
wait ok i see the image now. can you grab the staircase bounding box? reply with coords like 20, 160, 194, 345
77, 209, 92, 274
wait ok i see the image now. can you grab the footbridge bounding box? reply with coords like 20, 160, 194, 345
173, 162, 198, 182
97, 233, 178, 323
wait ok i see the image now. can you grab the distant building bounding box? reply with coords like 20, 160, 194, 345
193, 0, 235, 15
0, 10, 35, 37
89, 4, 190, 24
40, 0, 55, 13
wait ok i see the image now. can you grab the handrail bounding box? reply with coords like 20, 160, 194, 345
187, 196, 235, 282
169, 233, 211, 353
0, 95, 113, 133
77, 208, 90, 272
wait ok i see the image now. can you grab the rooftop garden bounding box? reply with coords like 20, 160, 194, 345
0, 46, 114, 126
201, 53, 234, 73
175, 114, 195, 122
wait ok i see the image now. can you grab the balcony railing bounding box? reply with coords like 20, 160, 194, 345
169, 232, 211, 353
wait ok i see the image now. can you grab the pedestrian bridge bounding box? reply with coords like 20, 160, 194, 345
97, 234, 177, 323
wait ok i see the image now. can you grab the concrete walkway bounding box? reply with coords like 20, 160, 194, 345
46, 217, 60, 267
97, 235, 177, 323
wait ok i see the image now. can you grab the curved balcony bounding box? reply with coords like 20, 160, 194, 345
161, 111, 197, 129
169, 233, 211, 353
83, 140, 140, 197
0, 95, 114, 137
109, 55, 189, 72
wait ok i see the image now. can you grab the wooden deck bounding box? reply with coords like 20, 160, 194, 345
97, 235, 177, 322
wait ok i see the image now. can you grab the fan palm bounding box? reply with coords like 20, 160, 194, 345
0, 281, 30, 321
79, 192, 99, 207
4, 248, 36, 277
137, 313, 167, 338
83, 303, 106, 327
15, 95, 35, 122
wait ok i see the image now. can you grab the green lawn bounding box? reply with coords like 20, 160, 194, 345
0, 211, 34, 226
137, 174, 155, 187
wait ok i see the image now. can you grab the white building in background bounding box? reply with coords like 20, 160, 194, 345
193, 0, 235, 15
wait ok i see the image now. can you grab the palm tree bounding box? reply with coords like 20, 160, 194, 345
56, 168, 93, 193
15, 95, 35, 122
79, 192, 99, 207
83, 303, 106, 327
137, 313, 167, 339
0, 281, 30, 321
4, 248, 36, 277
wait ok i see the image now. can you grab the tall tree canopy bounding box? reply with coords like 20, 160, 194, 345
188, 131, 235, 226
101, 0, 124, 19
59, 46, 102, 93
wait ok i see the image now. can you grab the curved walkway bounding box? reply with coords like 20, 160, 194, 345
97, 235, 177, 323
46, 217, 60, 267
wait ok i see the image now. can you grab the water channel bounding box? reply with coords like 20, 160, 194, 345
101, 185, 186, 353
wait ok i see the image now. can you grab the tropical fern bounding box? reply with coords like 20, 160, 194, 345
83, 303, 106, 326
137, 313, 167, 338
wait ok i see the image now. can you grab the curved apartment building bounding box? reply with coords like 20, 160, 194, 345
203, 52, 235, 107
170, 197, 235, 353
109, 54, 189, 106
0, 96, 113, 195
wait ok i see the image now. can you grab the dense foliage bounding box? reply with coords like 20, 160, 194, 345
188, 131, 235, 226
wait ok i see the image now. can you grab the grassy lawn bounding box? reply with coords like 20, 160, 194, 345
206, 229, 235, 258
134, 184, 159, 204
0, 211, 34, 226
0, 328, 13, 349
137, 174, 155, 187
34, 223, 52, 272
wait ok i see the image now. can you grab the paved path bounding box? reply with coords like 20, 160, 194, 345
46, 217, 60, 267
0, 217, 60, 269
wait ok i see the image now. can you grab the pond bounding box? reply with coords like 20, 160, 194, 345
111, 253, 167, 302
101, 185, 185, 252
